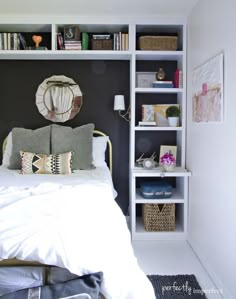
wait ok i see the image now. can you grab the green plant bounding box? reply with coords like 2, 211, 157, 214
166, 105, 180, 117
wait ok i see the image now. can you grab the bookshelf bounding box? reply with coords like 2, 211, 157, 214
0, 16, 190, 240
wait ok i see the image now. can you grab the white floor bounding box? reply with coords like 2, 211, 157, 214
132, 240, 223, 299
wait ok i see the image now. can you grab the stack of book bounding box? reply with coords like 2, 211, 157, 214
152, 81, 174, 88
64, 40, 81, 50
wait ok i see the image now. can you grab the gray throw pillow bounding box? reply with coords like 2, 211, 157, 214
8, 126, 51, 170
51, 123, 95, 170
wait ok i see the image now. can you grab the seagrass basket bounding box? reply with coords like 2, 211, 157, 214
92, 39, 113, 50
139, 36, 177, 51
143, 203, 175, 231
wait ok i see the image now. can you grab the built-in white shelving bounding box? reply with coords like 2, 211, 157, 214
0, 17, 190, 241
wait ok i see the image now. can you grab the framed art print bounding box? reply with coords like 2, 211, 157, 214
159, 145, 177, 163
192, 52, 224, 123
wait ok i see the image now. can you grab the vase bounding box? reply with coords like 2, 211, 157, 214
163, 164, 175, 172
168, 117, 179, 127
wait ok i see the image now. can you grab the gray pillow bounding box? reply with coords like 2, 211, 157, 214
51, 124, 95, 170
8, 126, 51, 170
0, 272, 103, 299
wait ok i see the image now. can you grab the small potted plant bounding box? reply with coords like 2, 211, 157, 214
160, 152, 176, 172
165, 105, 180, 127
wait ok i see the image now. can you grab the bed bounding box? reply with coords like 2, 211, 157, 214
0, 124, 155, 299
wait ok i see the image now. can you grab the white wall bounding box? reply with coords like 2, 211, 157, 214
187, 1, 236, 298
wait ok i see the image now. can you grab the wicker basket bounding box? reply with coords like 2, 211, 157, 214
143, 203, 175, 231
92, 39, 113, 50
139, 36, 177, 51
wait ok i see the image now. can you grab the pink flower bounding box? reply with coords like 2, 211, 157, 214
160, 153, 176, 166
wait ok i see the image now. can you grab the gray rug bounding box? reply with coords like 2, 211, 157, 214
147, 274, 207, 299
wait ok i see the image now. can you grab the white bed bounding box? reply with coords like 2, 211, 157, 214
0, 127, 155, 299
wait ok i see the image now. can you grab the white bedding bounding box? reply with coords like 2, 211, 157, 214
0, 166, 155, 299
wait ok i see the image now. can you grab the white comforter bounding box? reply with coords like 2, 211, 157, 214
0, 172, 155, 298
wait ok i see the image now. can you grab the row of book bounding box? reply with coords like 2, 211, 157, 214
0, 32, 22, 50
57, 32, 129, 51
113, 32, 129, 50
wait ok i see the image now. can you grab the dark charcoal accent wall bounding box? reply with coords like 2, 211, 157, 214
0, 59, 130, 214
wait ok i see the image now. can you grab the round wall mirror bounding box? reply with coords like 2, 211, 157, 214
35, 75, 83, 122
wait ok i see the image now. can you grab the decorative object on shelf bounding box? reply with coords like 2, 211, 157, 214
192, 52, 224, 123
139, 35, 178, 51
35, 75, 83, 122
32, 35, 43, 50
92, 38, 113, 50
142, 104, 155, 122
64, 26, 80, 41
136, 152, 157, 169
165, 105, 180, 127
156, 67, 166, 81
159, 145, 177, 172
113, 95, 130, 121
154, 104, 179, 127
136, 72, 156, 88
140, 180, 172, 199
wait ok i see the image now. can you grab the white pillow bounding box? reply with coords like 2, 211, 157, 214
2, 132, 109, 168
2, 131, 12, 167
92, 136, 109, 167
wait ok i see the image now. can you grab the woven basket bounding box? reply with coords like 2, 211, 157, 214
143, 203, 175, 231
139, 36, 177, 51
92, 39, 113, 50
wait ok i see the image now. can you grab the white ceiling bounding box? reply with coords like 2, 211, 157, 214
0, 0, 199, 16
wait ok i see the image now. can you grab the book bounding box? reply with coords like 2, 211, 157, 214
178, 70, 183, 88
152, 80, 174, 88
139, 121, 156, 126
174, 69, 179, 88
57, 32, 64, 50
18, 33, 26, 50
82, 32, 89, 50
174, 69, 183, 88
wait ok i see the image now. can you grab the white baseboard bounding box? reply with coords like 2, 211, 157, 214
187, 237, 233, 299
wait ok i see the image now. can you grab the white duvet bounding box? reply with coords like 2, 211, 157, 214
0, 166, 155, 299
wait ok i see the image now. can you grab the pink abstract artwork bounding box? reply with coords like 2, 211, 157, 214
192, 53, 224, 123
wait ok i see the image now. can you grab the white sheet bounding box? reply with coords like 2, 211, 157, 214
0, 166, 155, 299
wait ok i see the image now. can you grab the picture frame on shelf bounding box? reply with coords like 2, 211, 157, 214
64, 26, 80, 41
159, 145, 177, 163
136, 72, 156, 88
154, 104, 180, 127
142, 104, 155, 122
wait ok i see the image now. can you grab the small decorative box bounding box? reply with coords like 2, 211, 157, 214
140, 181, 172, 199
92, 39, 113, 50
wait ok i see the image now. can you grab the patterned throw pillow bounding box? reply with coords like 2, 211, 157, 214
20, 151, 73, 174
